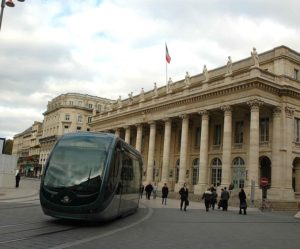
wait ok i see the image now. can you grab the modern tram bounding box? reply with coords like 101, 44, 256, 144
39, 132, 143, 221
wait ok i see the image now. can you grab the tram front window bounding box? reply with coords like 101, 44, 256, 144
43, 135, 112, 194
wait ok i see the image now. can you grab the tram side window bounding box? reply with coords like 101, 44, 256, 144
121, 153, 140, 194
104, 150, 120, 199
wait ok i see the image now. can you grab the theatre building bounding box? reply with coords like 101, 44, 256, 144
90, 46, 300, 201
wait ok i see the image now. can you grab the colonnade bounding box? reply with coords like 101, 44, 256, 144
111, 102, 294, 195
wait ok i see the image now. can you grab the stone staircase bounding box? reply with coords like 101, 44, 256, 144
268, 201, 300, 211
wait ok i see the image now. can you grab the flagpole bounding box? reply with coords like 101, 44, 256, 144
166, 59, 168, 85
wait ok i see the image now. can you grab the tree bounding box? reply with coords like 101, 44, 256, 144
3, 139, 13, 155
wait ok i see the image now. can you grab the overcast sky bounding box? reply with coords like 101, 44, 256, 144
1, 0, 300, 139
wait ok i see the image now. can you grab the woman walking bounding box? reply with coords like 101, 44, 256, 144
238, 188, 247, 215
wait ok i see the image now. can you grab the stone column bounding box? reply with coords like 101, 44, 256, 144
271, 107, 282, 189
284, 106, 294, 189
135, 124, 143, 152
115, 128, 120, 137
161, 118, 172, 184
125, 126, 131, 144
178, 114, 189, 186
195, 110, 209, 194
221, 105, 232, 187
146, 121, 156, 183
247, 99, 262, 186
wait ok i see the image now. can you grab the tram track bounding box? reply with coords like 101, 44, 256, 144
0, 219, 80, 245
0, 203, 40, 210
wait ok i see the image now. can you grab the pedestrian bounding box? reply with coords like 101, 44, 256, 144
161, 183, 169, 205
221, 187, 230, 211
140, 184, 144, 199
218, 188, 224, 209
239, 188, 247, 215
145, 183, 153, 200
211, 189, 218, 210
152, 183, 158, 199
179, 183, 189, 211
15, 170, 21, 188
202, 188, 212, 211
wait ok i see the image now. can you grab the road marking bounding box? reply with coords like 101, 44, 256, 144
48, 205, 153, 249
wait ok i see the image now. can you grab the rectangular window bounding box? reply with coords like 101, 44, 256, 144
294, 69, 299, 80
234, 121, 244, 144
69, 101, 73, 105
65, 114, 70, 121
77, 115, 82, 123
77, 126, 81, 131
88, 104, 93, 109
260, 118, 269, 142
88, 117, 92, 123
213, 124, 222, 145
294, 118, 300, 142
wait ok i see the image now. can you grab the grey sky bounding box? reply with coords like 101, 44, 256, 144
0, 0, 299, 139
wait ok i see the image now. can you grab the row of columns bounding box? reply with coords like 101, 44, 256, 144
113, 102, 293, 192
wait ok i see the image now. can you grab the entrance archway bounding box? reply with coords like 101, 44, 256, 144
292, 157, 300, 192
259, 156, 271, 185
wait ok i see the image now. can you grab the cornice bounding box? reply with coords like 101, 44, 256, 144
91, 77, 300, 125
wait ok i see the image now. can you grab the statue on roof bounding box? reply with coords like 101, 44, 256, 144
251, 47, 259, 67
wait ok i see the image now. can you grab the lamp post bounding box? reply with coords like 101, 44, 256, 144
0, 0, 25, 31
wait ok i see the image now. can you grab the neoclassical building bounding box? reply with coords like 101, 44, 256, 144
39, 93, 114, 171
90, 46, 300, 201
12, 121, 43, 176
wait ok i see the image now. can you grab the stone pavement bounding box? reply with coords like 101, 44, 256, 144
0, 177, 40, 200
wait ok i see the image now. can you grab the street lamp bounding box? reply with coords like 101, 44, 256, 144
0, 0, 25, 31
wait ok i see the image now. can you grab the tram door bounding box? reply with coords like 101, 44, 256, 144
118, 150, 140, 214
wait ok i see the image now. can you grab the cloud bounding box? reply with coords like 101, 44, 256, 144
1, 0, 300, 139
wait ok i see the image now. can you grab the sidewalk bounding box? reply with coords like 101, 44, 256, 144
0, 177, 40, 200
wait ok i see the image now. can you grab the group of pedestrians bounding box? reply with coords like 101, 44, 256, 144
140, 182, 169, 205
140, 182, 248, 215
179, 183, 247, 214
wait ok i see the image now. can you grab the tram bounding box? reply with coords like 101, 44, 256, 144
40, 132, 143, 221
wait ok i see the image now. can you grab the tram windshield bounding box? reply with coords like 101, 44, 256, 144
43, 135, 113, 192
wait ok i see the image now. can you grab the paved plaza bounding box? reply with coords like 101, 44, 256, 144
0, 178, 300, 249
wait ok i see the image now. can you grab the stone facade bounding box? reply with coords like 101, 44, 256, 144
89, 46, 300, 201
12, 121, 43, 176
39, 93, 114, 171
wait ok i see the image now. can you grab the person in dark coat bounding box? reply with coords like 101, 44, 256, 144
179, 183, 189, 211
15, 171, 21, 188
210, 189, 218, 210
238, 188, 247, 215
221, 187, 230, 211
145, 183, 153, 200
161, 183, 169, 205
202, 188, 212, 211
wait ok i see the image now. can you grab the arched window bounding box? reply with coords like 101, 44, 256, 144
175, 159, 180, 183
232, 157, 245, 189
211, 158, 222, 186
192, 158, 199, 185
